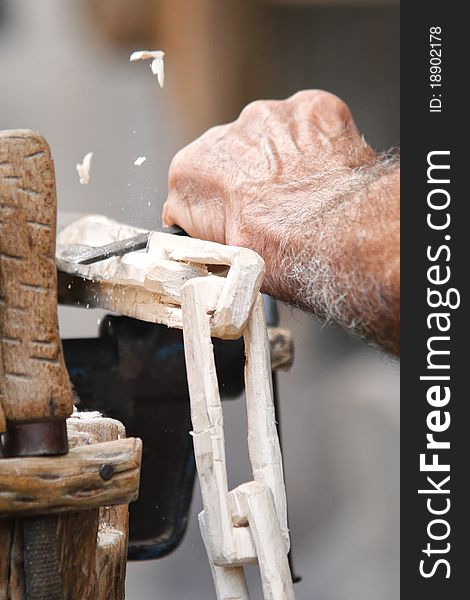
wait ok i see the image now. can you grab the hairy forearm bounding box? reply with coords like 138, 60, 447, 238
257, 162, 400, 355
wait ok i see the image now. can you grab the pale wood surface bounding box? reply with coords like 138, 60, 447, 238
0, 130, 73, 424
243, 297, 289, 549
180, 275, 295, 600
181, 278, 236, 563
179, 274, 294, 595
67, 412, 126, 444
199, 512, 251, 600
234, 482, 295, 600
56, 214, 264, 340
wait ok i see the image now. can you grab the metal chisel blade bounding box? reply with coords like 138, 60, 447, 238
64, 232, 150, 265
59, 225, 186, 265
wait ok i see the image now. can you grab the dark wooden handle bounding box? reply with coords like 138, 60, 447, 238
0, 129, 73, 424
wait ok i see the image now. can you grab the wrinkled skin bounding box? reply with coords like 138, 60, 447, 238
163, 90, 399, 354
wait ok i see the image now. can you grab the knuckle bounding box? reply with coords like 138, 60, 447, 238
239, 99, 279, 120
290, 89, 353, 122
288, 89, 322, 103
239, 99, 263, 116
168, 147, 189, 177
201, 123, 228, 141
168, 148, 200, 189
330, 95, 353, 123
169, 124, 229, 186
168, 162, 191, 195
317, 91, 352, 123
161, 200, 172, 221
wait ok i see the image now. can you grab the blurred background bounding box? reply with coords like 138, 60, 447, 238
0, 1, 399, 598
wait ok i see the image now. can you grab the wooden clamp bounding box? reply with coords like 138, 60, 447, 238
0, 436, 142, 517
0, 412, 141, 600
0, 131, 142, 600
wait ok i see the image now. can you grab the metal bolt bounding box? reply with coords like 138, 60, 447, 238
99, 463, 114, 480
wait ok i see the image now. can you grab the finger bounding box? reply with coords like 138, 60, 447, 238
161, 200, 174, 228
163, 189, 226, 244
161, 191, 195, 235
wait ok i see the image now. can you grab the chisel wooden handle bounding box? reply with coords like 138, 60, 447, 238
0, 130, 73, 429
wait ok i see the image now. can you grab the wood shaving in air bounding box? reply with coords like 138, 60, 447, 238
76, 152, 93, 185
130, 50, 165, 87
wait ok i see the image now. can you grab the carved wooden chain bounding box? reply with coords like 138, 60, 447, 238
57, 216, 296, 599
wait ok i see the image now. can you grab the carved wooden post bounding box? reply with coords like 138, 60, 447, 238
0, 130, 142, 599
0, 413, 141, 599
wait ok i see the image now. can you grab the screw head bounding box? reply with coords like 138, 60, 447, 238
99, 463, 114, 480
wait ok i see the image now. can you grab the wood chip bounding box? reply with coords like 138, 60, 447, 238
76, 152, 93, 185
130, 50, 165, 87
